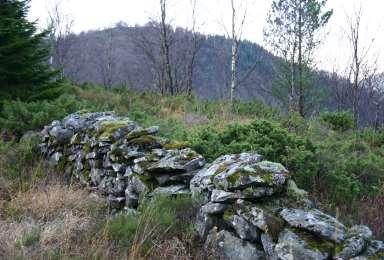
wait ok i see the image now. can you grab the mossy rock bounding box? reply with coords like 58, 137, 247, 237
163, 140, 189, 150
128, 135, 162, 149
291, 228, 336, 255
98, 120, 132, 139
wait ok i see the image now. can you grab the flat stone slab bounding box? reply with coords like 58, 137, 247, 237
280, 208, 346, 243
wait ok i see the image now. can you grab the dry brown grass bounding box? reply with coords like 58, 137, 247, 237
6, 184, 100, 222
359, 186, 384, 238
0, 183, 108, 259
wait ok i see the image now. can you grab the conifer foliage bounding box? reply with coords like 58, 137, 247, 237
0, 0, 60, 102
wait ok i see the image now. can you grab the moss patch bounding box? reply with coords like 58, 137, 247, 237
163, 140, 189, 150
129, 135, 161, 148
292, 228, 335, 254
98, 120, 131, 139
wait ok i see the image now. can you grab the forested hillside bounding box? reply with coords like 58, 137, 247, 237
56, 24, 383, 126
60, 24, 330, 103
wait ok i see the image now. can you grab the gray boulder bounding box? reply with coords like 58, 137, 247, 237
280, 208, 347, 243
229, 214, 259, 242
201, 202, 227, 215
275, 229, 331, 260
335, 236, 366, 260
147, 148, 205, 174
190, 152, 263, 194
205, 229, 266, 260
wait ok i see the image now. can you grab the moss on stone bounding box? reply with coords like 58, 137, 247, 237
261, 173, 274, 186
137, 174, 156, 191
83, 142, 92, 153
292, 228, 335, 254
98, 120, 131, 139
222, 206, 236, 221
82, 170, 91, 182
163, 140, 189, 150
129, 135, 160, 147
227, 171, 243, 185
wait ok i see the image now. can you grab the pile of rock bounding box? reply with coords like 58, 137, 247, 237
39, 112, 384, 259
39, 112, 205, 211
190, 153, 384, 260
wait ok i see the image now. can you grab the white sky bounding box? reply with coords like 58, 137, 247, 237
29, 0, 384, 73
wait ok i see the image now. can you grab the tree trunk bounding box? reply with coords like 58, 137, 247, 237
230, 0, 237, 105
298, 0, 304, 117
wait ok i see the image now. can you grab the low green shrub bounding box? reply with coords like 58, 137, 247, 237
0, 94, 93, 136
320, 111, 354, 131
187, 119, 317, 188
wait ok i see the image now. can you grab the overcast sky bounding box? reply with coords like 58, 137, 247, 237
29, 0, 384, 73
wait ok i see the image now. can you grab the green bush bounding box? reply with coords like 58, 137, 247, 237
316, 137, 384, 204
320, 111, 354, 131
187, 119, 317, 188
0, 94, 92, 136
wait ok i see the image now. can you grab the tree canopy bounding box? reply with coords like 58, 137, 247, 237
0, 0, 60, 102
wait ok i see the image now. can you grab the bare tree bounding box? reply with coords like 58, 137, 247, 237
345, 8, 379, 126
47, 0, 75, 78
134, 0, 203, 96
98, 28, 116, 87
185, 0, 204, 96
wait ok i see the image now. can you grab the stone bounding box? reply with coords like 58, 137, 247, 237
90, 168, 103, 185
363, 240, 384, 257
212, 160, 288, 191
63, 114, 87, 131
49, 152, 63, 166
229, 214, 259, 242
151, 184, 189, 195
238, 206, 284, 237
347, 225, 373, 240
201, 202, 227, 215
49, 126, 74, 144
108, 195, 125, 209
196, 209, 215, 239
280, 208, 346, 243
125, 185, 139, 208
210, 189, 239, 202
275, 229, 331, 260
240, 186, 275, 199
147, 148, 205, 174
261, 233, 278, 260
205, 229, 266, 260
126, 126, 159, 140
190, 152, 263, 194
335, 236, 366, 260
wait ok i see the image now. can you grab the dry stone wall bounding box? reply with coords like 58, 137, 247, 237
39, 112, 384, 260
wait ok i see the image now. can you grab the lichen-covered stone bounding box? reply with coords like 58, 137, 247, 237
275, 229, 331, 260
205, 229, 266, 260
201, 202, 227, 215
335, 236, 366, 259
229, 214, 260, 242
210, 189, 240, 202
190, 152, 263, 194
237, 205, 284, 237
280, 208, 347, 243
261, 233, 278, 260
